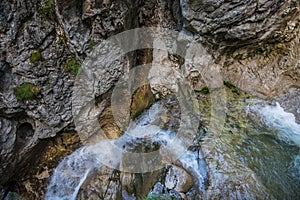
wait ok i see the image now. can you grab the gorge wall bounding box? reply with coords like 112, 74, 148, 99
0, 0, 299, 198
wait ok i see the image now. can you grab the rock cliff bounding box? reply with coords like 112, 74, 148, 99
0, 0, 299, 199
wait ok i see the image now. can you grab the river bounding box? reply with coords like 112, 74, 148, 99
45, 100, 300, 199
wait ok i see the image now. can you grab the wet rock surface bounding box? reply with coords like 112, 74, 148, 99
278, 88, 300, 123
164, 165, 193, 193
148, 182, 184, 200
197, 89, 271, 199
7, 132, 81, 199
78, 166, 122, 200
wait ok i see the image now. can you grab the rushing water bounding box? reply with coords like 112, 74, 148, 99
244, 102, 300, 198
45, 147, 98, 200
46, 101, 300, 199
45, 103, 207, 199
251, 102, 300, 146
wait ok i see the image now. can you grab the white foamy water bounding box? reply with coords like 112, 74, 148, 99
179, 151, 207, 192
46, 103, 205, 199
249, 101, 300, 183
251, 102, 300, 146
45, 147, 99, 200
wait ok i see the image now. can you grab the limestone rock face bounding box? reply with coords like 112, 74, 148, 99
0, 0, 299, 199
0, 0, 73, 184
181, 0, 299, 47
180, 0, 300, 105
279, 89, 300, 123
0, 0, 136, 186
0, 118, 16, 183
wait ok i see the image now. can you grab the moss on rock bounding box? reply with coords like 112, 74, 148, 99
30, 51, 41, 65
38, 0, 56, 20
13, 83, 40, 101
199, 86, 210, 95
64, 58, 81, 76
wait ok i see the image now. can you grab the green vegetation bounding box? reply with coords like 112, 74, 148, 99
223, 80, 235, 89
245, 41, 290, 59
199, 86, 210, 94
38, 0, 55, 20
88, 39, 96, 50
58, 33, 68, 47
13, 83, 40, 101
256, 45, 275, 58
64, 58, 81, 76
30, 51, 41, 65
223, 80, 240, 95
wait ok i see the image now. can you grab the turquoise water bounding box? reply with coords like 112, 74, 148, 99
241, 103, 300, 199
239, 131, 300, 198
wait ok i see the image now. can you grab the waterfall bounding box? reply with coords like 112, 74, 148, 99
46, 100, 300, 199
45, 103, 206, 199
178, 150, 207, 192
45, 147, 99, 200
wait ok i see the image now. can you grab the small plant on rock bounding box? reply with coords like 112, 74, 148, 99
30, 51, 41, 65
58, 33, 68, 47
88, 39, 96, 50
199, 86, 210, 95
38, 0, 56, 20
13, 83, 41, 101
223, 80, 240, 95
64, 58, 81, 76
